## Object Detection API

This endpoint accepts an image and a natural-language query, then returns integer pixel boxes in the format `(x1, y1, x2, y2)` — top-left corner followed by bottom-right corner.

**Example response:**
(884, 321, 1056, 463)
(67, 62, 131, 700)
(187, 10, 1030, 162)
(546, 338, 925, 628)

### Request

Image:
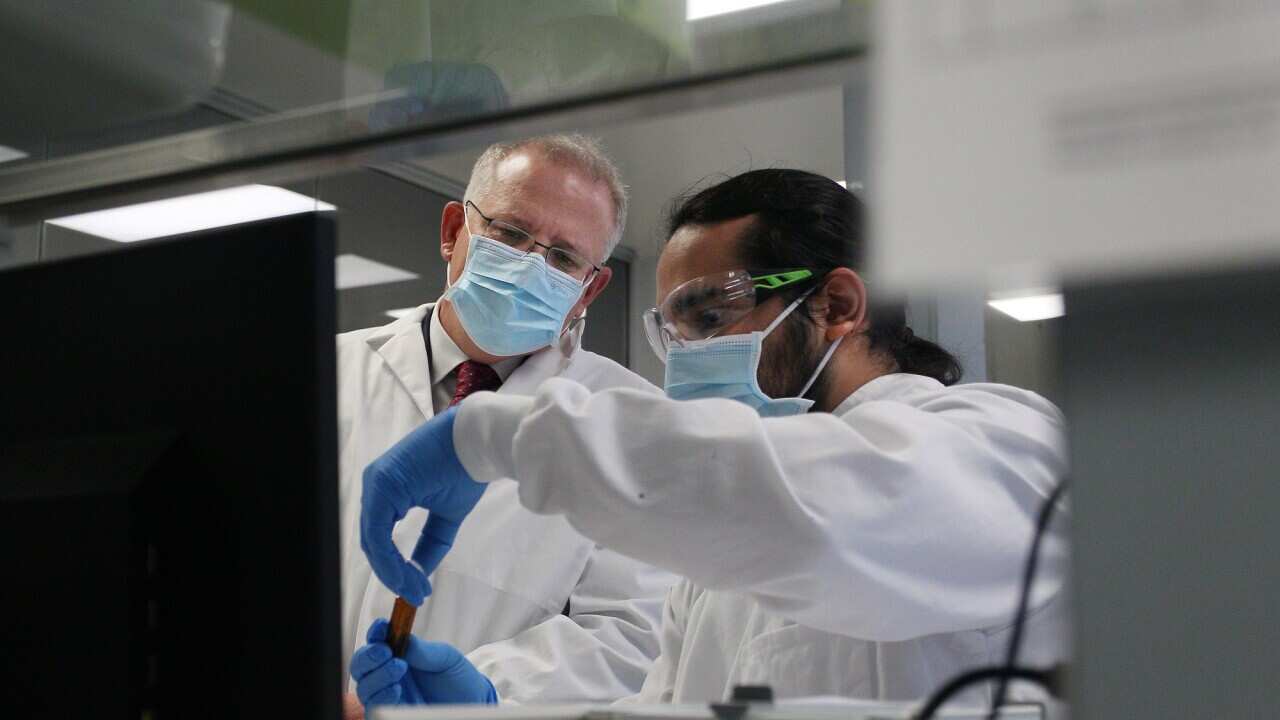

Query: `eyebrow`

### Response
(490, 212, 592, 258)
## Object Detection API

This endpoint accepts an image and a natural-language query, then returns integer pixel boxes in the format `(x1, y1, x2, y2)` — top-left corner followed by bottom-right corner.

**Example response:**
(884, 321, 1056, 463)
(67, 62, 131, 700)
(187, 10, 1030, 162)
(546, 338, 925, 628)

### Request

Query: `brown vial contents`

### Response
(387, 596, 416, 657)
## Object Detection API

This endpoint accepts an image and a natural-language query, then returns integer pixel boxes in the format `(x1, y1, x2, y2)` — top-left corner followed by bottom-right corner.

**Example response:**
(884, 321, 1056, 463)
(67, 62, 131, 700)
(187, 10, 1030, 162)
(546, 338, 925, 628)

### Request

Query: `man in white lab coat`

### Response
(337, 134, 673, 711)
(354, 169, 1069, 710)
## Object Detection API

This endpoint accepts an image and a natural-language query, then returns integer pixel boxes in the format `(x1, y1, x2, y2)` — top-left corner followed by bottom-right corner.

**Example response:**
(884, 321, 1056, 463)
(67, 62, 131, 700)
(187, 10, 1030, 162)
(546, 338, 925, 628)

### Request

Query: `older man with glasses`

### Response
(335, 134, 674, 714)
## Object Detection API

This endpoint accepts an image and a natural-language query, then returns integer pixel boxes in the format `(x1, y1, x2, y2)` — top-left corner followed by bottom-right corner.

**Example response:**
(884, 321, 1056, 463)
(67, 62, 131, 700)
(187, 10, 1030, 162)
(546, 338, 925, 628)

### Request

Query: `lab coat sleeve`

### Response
(614, 581, 695, 704)
(464, 544, 676, 702)
(455, 378, 1068, 642)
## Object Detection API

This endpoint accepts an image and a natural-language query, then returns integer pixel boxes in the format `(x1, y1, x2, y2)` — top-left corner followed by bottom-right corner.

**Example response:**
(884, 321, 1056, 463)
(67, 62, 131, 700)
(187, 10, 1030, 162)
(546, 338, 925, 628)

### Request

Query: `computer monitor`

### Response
(0, 212, 341, 718)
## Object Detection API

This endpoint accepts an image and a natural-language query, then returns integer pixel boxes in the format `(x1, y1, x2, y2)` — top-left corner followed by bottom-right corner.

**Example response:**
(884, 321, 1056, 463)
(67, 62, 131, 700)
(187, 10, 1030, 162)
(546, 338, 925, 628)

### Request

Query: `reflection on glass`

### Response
(687, 0, 797, 21)
(1, 0, 868, 174)
(0, 0, 232, 158)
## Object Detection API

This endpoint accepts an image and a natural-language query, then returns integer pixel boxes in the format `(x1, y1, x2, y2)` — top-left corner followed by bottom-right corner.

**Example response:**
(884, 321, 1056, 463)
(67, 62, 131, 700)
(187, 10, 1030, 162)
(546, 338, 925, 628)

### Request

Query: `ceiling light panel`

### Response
(988, 293, 1065, 322)
(47, 185, 335, 243)
(0, 145, 28, 164)
(335, 254, 419, 290)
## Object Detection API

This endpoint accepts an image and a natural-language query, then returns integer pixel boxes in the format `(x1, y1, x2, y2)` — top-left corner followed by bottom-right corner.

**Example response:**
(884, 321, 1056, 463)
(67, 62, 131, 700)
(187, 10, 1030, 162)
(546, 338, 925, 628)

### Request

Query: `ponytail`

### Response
(865, 314, 964, 386)
(891, 326, 964, 386)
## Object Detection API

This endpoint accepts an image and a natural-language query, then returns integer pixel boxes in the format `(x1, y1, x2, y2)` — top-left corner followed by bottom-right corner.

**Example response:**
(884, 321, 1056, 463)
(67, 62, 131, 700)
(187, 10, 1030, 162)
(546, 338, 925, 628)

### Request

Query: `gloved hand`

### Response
(351, 618, 498, 707)
(360, 405, 487, 605)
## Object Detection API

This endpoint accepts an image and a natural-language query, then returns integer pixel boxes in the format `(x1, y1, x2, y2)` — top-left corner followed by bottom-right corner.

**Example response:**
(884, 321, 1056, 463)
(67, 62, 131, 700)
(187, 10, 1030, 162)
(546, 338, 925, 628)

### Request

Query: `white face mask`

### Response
(662, 290, 844, 417)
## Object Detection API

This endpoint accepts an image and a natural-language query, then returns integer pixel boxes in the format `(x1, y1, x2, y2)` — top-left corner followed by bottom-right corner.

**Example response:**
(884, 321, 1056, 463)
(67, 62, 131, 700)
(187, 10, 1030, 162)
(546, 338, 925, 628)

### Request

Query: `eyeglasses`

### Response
(465, 201, 601, 282)
(642, 268, 817, 361)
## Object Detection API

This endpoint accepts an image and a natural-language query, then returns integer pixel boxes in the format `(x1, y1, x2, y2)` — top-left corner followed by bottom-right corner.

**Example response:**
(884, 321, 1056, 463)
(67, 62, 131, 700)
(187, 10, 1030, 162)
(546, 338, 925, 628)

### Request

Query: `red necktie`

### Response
(387, 359, 504, 658)
(450, 360, 502, 406)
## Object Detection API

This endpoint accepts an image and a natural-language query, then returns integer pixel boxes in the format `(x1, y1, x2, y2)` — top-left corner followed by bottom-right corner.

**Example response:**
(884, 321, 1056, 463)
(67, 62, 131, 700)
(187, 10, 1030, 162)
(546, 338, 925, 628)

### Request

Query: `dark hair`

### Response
(666, 169, 962, 386)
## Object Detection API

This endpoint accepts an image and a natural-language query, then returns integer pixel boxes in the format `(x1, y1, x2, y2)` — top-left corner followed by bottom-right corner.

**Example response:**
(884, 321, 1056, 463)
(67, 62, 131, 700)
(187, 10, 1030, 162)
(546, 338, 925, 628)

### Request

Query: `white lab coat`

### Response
(454, 373, 1070, 705)
(337, 305, 675, 702)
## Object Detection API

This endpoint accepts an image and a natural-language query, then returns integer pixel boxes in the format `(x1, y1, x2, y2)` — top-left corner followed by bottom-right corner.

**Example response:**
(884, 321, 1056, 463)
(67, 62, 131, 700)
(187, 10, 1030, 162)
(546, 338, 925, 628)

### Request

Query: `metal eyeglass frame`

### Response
(464, 200, 602, 283)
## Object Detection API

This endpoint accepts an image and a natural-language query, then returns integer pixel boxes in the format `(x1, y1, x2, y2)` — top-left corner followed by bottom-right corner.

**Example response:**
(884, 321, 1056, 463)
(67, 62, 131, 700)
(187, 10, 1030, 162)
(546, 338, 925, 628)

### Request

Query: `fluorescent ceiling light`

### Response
(47, 184, 335, 243)
(336, 254, 419, 290)
(384, 307, 419, 320)
(0, 145, 28, 164)
(688, 0, 795, 21)
(988, 292, 1065, 322)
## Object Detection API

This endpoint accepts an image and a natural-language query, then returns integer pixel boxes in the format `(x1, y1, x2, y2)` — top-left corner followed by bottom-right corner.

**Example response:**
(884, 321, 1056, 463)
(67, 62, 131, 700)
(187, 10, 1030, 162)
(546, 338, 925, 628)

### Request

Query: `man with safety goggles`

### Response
(643, 268, 844, 416)
(334, 134, 673, 714)
(352, 169, 1069, 709)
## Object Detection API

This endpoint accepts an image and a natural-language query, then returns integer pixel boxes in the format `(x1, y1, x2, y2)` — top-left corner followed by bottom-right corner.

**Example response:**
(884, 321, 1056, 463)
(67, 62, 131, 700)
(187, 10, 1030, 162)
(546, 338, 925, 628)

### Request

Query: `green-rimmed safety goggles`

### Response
(642, 268, 818, 361)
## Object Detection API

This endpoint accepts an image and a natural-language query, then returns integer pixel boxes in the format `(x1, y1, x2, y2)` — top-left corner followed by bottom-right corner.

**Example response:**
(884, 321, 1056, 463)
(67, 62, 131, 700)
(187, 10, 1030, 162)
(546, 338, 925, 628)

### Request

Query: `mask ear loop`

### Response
(797, 333, 845, 399)
(557, 271, 597, 361)
(446, 208, 478, 291)
(761, 284, 843, 401)
(560, 268, 598, 347)
(559, 310, 586, 355)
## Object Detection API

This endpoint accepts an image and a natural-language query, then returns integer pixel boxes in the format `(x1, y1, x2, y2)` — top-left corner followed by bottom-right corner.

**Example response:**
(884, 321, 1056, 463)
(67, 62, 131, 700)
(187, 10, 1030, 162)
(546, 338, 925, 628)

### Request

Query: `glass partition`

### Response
(0, 0, 869, 194)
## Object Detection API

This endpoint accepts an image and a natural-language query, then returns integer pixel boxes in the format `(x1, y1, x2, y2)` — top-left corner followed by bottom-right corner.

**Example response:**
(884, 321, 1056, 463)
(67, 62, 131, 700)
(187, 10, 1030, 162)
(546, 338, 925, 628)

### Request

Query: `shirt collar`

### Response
(427, 304, 522, 386)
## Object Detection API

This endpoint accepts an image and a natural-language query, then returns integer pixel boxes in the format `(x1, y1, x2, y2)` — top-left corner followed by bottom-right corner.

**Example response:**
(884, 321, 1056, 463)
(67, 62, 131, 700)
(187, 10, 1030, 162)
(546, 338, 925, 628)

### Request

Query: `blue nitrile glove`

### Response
(360, 405, 487, 605)
(351, 619, 498, 707)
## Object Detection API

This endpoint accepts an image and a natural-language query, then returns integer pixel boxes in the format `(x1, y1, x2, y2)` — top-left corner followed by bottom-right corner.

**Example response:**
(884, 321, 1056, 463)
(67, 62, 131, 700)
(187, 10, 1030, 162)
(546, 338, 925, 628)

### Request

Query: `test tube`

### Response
(387, 596, 416, 657)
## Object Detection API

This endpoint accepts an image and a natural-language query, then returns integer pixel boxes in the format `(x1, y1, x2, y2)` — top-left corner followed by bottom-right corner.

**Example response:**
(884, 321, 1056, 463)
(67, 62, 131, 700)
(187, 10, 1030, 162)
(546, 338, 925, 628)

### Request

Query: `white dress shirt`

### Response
(425, 307, 521, 412)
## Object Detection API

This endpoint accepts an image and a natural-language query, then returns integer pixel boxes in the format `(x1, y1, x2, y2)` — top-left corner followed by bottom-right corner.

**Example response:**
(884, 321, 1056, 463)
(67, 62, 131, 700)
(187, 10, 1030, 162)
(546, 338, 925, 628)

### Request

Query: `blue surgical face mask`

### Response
(443, 233, 586, 357)
(663, 291, 844, 417)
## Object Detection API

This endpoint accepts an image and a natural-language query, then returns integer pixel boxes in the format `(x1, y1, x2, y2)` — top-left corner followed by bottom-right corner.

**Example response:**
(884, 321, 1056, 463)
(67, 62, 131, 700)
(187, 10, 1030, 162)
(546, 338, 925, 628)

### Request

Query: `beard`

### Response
(757, 309, 830, 403)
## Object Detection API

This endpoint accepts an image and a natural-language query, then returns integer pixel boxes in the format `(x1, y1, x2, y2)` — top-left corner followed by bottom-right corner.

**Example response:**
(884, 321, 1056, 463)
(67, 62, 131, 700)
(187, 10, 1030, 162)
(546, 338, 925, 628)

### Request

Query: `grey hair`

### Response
(463, 133, 628, 260)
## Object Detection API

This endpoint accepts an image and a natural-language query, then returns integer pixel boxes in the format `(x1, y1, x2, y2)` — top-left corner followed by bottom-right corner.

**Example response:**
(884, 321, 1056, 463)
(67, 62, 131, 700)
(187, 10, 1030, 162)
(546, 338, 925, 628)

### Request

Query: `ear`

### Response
(816, 268, 868, 342)
(440, 201, 467, 264)
(574, 265, 613, 317)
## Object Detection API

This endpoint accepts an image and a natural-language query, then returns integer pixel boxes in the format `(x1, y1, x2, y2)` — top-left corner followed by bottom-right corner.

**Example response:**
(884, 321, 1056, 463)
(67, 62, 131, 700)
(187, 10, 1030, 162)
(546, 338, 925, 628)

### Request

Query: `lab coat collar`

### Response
(499, 333, 577, 397)
(364, 303, 585, 415)
(364, 304, 436, 419)
(829, 372, 944, 416)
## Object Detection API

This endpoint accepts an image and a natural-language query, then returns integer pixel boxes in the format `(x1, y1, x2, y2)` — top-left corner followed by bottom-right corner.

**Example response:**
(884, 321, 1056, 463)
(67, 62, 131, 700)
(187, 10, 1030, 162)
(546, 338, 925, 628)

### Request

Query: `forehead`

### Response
(475, 150, 615, 258)
(657, 215, 756, 303)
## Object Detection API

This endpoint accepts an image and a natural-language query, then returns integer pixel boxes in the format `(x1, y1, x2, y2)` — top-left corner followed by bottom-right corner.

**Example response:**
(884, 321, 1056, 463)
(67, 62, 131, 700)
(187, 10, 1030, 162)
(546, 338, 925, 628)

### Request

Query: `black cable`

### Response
(986, 477, 1070, 720)
(915, 665, 1057, 720)
(913, 478, 1071, 719)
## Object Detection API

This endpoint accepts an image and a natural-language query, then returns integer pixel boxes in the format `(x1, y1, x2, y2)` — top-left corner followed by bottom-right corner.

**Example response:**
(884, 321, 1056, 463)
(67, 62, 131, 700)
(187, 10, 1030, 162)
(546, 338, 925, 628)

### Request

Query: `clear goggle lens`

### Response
(643, 270, 761, 362)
